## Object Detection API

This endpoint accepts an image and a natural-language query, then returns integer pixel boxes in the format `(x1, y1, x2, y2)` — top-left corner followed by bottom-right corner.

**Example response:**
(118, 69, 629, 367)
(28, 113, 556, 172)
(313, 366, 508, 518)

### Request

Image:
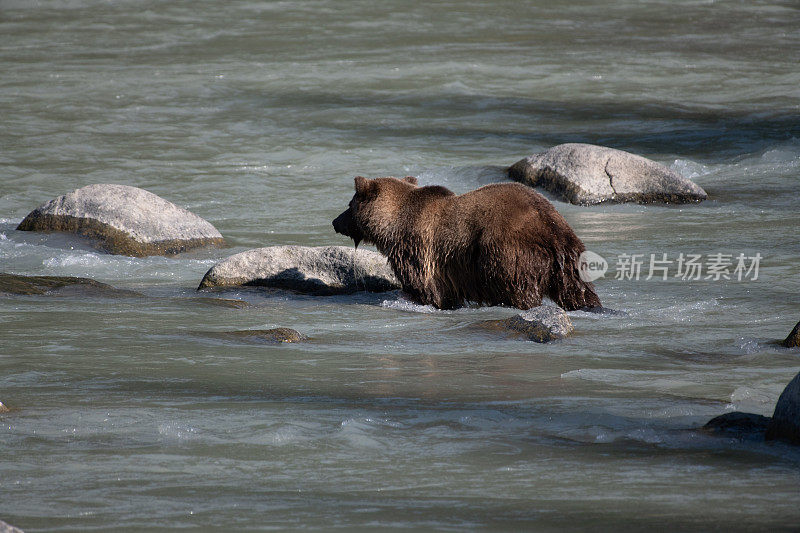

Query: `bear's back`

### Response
(447, 183, 582, 255)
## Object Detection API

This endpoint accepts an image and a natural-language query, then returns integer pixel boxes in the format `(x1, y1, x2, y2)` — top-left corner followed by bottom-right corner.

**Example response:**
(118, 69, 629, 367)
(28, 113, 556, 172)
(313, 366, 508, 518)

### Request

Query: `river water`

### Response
(2, 1, 800, 530)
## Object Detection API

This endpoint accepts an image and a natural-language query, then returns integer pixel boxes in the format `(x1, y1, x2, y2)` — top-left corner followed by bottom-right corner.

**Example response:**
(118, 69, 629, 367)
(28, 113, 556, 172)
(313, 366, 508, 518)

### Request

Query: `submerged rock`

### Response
(0, 273, 141, 298)
(198, 245, 400, 295)
(508, 143, 708, 205)
(781, 320, 800, 348)
(211, 328, 305, 344)
(17, 184, 225, 256)
(477, 304, 574, 343)
(765, 371, 800, 445)
(183, 297, 250, 309)
(702, 412, 771, 438)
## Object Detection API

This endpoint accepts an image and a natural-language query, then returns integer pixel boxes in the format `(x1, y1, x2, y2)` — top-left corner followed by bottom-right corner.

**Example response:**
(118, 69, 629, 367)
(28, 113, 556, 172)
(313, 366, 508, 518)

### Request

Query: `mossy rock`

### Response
(0, 273, 141, 298)
(17, 184, 225, 256)
(207, 328, 306, 344)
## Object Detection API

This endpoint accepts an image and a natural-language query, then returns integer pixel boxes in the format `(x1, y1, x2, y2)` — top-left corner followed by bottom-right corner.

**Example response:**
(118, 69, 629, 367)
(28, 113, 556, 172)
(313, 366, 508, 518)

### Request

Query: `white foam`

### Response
(760, 138, 800, 164)
(157, 422, 199, 441)
(670, 159, 710, 180)
(381, 296, 441, 314)
(43, 252, 106, 268)
(728, 386, 775, 414)
(337, 417, 386, 449)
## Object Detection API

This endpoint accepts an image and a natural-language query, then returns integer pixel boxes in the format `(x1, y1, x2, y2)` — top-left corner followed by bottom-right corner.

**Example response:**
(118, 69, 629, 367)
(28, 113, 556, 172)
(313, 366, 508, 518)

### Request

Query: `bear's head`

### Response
(332, 176, 418, 248)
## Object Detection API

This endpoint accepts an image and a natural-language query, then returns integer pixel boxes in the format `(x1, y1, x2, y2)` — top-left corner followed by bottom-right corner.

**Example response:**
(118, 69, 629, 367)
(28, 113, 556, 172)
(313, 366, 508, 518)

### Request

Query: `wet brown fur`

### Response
(333, 176, 601, 311)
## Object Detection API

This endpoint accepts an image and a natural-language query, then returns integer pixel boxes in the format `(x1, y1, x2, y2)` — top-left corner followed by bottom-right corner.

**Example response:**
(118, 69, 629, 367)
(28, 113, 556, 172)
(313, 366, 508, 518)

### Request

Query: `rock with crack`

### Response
(17, 184, 225, 256)
(198, 245, 400, 295)
(507, 143, 708, 205)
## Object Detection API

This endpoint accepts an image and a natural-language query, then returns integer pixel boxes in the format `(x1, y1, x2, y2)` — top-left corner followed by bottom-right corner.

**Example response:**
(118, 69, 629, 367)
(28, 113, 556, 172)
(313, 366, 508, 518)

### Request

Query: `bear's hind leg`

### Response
(547, 253, 602, 311)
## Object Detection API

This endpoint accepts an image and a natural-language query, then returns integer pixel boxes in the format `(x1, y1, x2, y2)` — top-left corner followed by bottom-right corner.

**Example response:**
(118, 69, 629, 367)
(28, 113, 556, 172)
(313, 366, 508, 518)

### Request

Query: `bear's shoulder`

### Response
(413, 185, 456, 199)
(466, 182, 548, 203)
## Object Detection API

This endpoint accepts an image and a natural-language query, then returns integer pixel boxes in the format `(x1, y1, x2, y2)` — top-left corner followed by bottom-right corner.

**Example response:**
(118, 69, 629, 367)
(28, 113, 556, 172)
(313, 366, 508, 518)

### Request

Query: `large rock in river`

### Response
(765, 371, 800, 445)
(508, 143, 708, 205)
(198, 245, 400, 295)
(17, 184, 225, 256)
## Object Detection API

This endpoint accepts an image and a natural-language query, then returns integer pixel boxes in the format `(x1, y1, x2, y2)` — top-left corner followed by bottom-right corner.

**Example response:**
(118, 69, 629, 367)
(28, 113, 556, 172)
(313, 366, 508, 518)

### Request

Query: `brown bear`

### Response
(332, 176, 601, 311)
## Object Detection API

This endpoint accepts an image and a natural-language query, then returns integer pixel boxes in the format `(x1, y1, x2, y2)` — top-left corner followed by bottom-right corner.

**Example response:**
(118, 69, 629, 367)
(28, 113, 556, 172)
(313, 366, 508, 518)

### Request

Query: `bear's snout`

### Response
(332, 209, 352, 236)
(332, 208, 362, 248)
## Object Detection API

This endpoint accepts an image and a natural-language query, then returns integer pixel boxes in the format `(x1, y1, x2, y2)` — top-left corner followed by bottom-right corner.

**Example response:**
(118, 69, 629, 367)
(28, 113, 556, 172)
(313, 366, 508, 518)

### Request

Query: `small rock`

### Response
(17, 184, 225, 256)
(0, 401, 10, 413)
(184, 297, 250, 309)
(198, 245, 400, 295)
(0, 519, 24, 533)
(477, 304, 574, 343)
(781, 320, 800, 348)
(213, 328, 305, 344)
(508, 143, 708, 205)
(0, 273, 141, 298)
(702, 412, 771, 438)
(765, 371, 800, 445)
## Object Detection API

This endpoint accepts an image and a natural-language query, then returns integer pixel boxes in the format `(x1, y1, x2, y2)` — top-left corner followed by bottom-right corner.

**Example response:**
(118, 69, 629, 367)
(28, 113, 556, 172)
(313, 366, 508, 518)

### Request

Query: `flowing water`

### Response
(2, 0, 800, 530)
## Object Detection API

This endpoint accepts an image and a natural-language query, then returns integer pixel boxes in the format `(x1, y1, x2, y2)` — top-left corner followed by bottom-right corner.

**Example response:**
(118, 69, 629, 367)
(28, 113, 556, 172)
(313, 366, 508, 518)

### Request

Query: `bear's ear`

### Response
(354, 176, 372, 195)
(402, 176, 418, 186)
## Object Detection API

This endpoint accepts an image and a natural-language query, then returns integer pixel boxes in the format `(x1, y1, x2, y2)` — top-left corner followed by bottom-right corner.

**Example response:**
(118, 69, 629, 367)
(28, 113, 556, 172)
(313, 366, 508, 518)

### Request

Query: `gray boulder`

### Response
(198, 245, 400, 295)
(477, 304, 574, 343)
(17, 184, 225, 256)
(508, 143, 708, 205)
(782, 320, 800, 348)
(765, 371, 800, 445)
